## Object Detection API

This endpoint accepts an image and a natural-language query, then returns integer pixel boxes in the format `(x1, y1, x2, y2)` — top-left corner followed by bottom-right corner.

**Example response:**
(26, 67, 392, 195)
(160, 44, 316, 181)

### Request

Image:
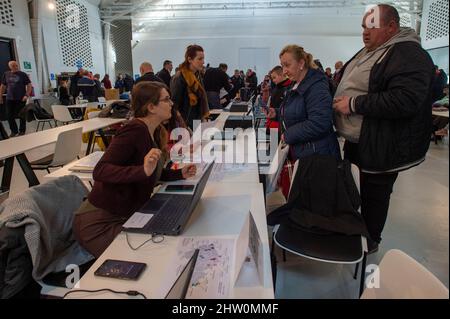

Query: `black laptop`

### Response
(229, 101, 249, 113)
(124, 162, 215, 236)
(165, 249, 199, 299)
(224, 115, 253, 130)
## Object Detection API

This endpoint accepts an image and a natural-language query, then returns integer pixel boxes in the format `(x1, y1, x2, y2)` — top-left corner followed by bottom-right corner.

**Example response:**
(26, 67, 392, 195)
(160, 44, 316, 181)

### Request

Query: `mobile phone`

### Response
(94, 259, 147, 280)
(165, 184, 195, 192)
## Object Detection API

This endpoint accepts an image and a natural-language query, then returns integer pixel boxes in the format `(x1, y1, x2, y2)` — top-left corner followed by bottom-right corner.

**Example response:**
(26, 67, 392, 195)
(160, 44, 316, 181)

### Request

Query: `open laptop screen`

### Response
(165, 249, 199, 299)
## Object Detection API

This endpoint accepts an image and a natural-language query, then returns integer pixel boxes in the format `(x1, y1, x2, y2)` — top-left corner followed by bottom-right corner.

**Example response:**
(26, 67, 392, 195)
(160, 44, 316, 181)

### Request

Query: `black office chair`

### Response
(271, 163, 368, 298)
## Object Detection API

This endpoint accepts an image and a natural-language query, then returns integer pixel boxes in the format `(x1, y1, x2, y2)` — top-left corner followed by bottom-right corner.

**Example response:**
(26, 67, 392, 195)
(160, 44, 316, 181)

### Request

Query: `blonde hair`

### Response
(279, 45, 317, 70)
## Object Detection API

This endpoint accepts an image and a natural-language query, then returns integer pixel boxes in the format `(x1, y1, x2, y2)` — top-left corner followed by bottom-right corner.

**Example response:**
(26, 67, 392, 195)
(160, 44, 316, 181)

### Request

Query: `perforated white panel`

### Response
(55, 0, 93, 68)
(0, 0, 14, 27)
(421, 0, 449, 49)
(400, 13, 412, 28)
(111, 20, 133, 76)
(425, 0, 449, 40)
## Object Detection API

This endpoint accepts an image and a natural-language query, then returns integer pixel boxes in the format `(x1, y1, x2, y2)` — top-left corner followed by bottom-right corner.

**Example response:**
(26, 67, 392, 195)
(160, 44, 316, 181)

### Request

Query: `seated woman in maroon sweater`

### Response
(73, 81, 196, 258)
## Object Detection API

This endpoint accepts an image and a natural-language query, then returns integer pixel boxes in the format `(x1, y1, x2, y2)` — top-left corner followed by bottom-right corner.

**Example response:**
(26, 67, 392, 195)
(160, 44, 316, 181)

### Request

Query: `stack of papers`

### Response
(68, 152, 104, 173)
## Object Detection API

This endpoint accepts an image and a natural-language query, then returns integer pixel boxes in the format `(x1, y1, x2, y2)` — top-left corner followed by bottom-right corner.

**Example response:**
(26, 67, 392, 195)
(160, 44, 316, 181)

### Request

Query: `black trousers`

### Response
(344, 141, 398, 243)
(6, 100, 26, 134)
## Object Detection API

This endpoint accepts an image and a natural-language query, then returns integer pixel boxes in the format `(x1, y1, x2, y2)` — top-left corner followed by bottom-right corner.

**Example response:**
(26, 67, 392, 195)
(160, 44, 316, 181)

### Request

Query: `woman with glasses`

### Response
(73, 81, 197, 258)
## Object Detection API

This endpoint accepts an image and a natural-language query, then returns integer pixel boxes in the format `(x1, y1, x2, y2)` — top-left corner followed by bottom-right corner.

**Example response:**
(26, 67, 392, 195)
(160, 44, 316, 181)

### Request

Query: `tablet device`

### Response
(94, 259, 147, 280)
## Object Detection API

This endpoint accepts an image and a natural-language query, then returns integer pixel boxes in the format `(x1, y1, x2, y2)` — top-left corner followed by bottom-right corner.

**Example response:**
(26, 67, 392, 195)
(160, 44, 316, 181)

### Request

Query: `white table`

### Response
(59, 112, 272, 299)
(0, 118, 125, 189)
(63, 182, 273, 299)
(44, 122, 260, 185)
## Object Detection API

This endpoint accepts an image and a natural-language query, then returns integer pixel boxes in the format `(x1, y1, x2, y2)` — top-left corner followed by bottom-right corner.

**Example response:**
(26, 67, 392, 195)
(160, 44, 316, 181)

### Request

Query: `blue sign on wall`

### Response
(135, 74, 140, 80)
(76, 60, 83, 69)
(50, 73, 55, 81)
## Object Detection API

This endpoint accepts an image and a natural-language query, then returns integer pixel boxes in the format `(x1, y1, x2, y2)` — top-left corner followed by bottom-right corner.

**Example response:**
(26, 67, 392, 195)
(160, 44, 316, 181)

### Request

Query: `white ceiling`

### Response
(96, 0, 423, 33)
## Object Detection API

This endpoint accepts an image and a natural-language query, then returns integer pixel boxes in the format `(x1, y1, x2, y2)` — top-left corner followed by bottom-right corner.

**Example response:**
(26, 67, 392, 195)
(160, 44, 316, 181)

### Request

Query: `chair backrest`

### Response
(361, 249, 449, 299)
(265, 142, 290, 194)
(105, 88, 120, 101)
(51, 127, 83, 166)
(51, 105, 73, 123)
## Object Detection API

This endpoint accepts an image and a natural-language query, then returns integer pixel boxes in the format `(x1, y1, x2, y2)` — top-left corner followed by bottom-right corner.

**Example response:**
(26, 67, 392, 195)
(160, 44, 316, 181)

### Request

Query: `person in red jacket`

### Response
(73, 81, 197, 258)
(101, 74, 112, 89)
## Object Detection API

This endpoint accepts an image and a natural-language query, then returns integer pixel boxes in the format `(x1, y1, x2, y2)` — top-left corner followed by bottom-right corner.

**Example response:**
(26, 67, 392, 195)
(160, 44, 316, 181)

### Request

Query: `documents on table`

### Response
(160, 237, 234, 299)
(209, 162, 257, 182)
(68, 151, 104, 173)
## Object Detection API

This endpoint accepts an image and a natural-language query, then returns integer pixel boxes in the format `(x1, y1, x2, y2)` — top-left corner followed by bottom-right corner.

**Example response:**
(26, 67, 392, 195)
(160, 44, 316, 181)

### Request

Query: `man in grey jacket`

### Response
(333, 4, 435, 253)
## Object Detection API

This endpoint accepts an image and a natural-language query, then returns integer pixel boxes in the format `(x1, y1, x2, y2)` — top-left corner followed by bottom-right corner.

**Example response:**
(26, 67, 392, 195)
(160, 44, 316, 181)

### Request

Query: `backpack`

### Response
(20, 102, 53, 122)
(98, 101, 131, 119)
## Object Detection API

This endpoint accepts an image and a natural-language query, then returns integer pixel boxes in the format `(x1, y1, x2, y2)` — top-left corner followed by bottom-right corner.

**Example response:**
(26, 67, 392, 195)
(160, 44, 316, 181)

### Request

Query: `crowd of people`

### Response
(0, 4, 447, 259)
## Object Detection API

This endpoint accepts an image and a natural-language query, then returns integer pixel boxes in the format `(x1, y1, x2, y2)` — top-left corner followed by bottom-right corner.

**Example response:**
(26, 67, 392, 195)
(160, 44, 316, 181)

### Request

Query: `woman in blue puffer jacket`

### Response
(266, 44, 340, 160)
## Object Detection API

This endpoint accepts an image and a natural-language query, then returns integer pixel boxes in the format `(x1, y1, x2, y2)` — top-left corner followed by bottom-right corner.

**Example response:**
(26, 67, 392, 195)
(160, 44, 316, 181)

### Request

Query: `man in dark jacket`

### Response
(203, 63, 232, 109)
(135, 62, 163, 85)
(333, 4, 435, 253)
(156, 60, 173, 88)
(245, 69, 258, 95)
(230, 69, 244, 99)
(69, 69, 83, 99)
(123, 74, 135, 92)
(77, 70, 98, 102)
(431, 66, 448, 102)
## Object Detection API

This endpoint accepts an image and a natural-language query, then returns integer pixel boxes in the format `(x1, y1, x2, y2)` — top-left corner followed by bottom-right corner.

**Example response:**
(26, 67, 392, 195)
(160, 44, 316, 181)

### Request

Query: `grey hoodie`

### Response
(335, 28, 421, 142)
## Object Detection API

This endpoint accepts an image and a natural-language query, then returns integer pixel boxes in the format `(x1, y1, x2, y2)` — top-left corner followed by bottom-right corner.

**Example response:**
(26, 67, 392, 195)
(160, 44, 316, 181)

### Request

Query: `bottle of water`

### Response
(78, 92, 83, 104)
(443, 131, 449, 146)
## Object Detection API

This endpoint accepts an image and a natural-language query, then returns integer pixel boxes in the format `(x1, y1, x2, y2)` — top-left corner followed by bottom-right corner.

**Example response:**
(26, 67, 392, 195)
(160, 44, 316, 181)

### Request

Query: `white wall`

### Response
(132, 15, 365, 78)
(40, 0, 105, 87)
(0, 0, 39, 96)
(428, 47, 449, 77)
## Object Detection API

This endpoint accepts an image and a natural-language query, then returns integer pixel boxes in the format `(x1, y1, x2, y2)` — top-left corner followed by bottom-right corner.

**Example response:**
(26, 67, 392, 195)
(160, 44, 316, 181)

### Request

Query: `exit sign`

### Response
(23, 61, 32, 70)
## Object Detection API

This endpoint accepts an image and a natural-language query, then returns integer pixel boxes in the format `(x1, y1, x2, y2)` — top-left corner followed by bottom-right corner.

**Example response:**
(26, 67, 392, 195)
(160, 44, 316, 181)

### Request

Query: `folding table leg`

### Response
(85, 132, 95, 156)
(97, 129, 110, 148)
(16, 153, 40, 187)
(1, 157, 14, 192)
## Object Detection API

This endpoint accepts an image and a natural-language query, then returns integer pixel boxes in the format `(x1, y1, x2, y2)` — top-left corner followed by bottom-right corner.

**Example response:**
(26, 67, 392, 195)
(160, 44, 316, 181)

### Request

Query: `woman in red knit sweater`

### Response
(73, 81, 196, 258)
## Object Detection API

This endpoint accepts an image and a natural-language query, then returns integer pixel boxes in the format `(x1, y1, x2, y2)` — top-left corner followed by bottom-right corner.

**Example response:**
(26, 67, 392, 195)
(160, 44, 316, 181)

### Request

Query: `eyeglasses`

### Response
(159, 96, 173, 104)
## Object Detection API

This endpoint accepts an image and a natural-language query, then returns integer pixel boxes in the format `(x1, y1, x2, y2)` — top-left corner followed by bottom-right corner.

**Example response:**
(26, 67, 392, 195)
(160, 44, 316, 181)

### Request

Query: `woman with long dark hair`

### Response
(171, 44, 209, 129)
(73, 81, 197, 258)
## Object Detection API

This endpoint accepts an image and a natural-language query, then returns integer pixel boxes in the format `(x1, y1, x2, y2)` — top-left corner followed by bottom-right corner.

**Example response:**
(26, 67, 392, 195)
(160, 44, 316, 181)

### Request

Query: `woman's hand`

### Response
(263, 107, 277, 119)
(143, 148, 162, 176)
(182, 164, 197, 179)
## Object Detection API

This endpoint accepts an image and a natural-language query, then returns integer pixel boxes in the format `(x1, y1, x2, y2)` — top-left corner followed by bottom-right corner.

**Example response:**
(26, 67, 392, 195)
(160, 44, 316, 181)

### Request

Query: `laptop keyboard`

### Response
(146, 196, 190, 234)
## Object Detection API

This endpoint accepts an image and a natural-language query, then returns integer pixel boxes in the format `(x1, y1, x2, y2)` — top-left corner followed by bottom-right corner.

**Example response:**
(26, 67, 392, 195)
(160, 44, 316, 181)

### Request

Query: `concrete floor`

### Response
(1, 120, 449, 299)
